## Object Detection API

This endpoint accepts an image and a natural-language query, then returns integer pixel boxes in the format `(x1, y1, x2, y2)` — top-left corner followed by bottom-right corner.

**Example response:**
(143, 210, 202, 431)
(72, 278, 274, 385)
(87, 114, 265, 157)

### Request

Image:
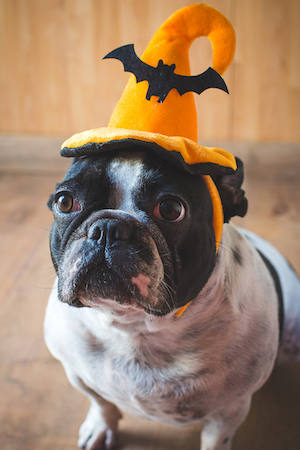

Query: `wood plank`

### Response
(0, 0, 299, 141)
(0, 134, 70, 174)
(233, 0, 300, 141)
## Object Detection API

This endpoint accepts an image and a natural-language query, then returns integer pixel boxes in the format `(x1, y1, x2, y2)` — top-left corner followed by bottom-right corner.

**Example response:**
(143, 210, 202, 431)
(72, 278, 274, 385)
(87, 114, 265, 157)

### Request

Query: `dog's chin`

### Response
(57, 267, 171, 317)
(77, 283, 143, 311)
(78, 292, 148, 321)
(76, 289, 167, 317)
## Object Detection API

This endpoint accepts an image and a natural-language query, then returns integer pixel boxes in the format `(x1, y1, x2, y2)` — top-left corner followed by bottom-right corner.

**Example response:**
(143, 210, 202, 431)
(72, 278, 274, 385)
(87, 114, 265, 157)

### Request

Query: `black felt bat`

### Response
(103, 44, 228, 103)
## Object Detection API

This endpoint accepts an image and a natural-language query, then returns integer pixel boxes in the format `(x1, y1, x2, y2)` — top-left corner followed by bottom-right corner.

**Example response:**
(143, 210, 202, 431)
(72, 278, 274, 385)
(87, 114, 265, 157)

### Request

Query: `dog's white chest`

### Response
(45, 294, 214, 426)
(76, 327, 204, 425)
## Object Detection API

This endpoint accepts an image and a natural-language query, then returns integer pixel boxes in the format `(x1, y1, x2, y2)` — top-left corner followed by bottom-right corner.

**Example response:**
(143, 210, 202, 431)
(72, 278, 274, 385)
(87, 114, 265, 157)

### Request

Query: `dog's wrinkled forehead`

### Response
(61, 150, 205, 209)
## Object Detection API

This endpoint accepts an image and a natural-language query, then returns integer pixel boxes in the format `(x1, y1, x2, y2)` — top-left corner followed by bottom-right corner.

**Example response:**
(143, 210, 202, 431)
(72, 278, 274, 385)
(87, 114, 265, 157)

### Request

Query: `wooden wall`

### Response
(0, 0, 299, 142)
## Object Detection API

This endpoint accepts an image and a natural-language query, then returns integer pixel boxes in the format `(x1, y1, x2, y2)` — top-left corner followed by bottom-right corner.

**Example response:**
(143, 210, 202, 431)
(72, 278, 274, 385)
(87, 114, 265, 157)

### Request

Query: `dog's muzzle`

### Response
(56, 210, 174, 315)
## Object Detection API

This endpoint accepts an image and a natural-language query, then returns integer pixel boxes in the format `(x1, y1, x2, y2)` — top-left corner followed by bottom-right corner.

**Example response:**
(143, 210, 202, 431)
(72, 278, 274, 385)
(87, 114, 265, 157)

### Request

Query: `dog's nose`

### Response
(88, 219, 133, 245)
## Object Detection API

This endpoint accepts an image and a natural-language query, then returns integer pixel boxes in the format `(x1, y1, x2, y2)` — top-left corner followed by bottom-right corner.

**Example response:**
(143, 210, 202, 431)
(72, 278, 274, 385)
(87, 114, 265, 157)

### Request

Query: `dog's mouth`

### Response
(75, 266, 154, 312)
(56, 235, 173, 316)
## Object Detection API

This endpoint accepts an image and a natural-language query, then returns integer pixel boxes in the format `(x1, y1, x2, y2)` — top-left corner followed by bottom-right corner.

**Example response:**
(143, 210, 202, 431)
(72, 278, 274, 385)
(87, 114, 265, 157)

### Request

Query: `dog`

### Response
(44, 148, 300, 450)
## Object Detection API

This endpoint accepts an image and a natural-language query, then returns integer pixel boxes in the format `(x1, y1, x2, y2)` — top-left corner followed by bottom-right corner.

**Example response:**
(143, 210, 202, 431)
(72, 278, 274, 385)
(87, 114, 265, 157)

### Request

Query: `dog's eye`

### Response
(56, 194, 80, 213)
(153, 198, 185, 222)
(57, 194, 73, 213)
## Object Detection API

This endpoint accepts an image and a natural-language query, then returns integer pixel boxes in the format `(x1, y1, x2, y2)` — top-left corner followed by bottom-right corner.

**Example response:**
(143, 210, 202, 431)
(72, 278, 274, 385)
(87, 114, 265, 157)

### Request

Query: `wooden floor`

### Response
(0, 136, 299, 450)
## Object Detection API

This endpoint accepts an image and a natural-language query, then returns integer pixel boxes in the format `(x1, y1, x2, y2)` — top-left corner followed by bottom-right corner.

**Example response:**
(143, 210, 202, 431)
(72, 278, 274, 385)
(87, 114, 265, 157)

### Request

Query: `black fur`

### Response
(212, 157, 248, 223)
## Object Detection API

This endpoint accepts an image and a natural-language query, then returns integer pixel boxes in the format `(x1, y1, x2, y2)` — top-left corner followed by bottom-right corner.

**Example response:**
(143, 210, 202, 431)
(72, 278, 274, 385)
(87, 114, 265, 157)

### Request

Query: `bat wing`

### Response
(103, 44, 155, 84)
(174, 67, 229, 96)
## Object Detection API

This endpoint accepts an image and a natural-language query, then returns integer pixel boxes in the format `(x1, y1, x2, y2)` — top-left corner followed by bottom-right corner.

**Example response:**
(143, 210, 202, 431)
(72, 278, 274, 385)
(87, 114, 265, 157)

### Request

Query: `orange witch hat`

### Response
(107, 3, 235, 142)
(61, 4, 236, 264)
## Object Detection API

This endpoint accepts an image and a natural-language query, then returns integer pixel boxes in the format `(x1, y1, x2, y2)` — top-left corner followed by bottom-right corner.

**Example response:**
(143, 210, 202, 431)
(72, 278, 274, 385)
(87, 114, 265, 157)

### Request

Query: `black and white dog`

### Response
(45, 148, 300, 450)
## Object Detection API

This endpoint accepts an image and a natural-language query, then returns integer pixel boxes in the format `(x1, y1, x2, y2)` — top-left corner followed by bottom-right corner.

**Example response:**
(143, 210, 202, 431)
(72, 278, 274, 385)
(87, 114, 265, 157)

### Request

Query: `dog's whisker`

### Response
(162, 278, 176, 296)
(161, 280, 176, 311)
(39, 265, 56, 275)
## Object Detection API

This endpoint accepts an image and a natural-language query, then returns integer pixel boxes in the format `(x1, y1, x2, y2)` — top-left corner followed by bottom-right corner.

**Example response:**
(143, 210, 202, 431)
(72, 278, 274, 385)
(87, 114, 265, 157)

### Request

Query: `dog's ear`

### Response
(212, 157, 248, 223)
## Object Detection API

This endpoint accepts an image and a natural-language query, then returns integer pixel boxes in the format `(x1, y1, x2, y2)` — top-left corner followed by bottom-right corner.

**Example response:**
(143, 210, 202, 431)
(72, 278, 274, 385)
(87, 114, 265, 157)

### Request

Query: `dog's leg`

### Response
(78, 398, 122, 450)
(200, 396, 251, 450)
(65, 369, 122, 450)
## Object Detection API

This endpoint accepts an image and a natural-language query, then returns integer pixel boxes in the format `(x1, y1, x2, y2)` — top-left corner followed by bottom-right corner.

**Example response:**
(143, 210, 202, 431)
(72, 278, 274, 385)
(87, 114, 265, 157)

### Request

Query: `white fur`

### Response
(44, 224, 281, 450)
(107, 156, 144, 213)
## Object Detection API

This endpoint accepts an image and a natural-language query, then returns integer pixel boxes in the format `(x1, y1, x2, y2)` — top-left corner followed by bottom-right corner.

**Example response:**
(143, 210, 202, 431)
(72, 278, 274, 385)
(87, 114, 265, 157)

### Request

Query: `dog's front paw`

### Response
(78, 401, 121, 450)
(78, 424, 119, 450)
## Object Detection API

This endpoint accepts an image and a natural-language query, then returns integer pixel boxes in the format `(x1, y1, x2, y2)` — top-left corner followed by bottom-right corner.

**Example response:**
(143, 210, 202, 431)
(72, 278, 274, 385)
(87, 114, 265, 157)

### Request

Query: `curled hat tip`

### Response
(146, 3, 235, 75)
